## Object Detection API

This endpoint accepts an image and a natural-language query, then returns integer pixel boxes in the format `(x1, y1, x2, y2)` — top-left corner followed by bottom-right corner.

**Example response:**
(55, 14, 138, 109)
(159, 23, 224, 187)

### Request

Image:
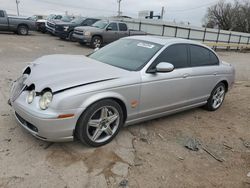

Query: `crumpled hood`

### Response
(24, 54, 129, 93)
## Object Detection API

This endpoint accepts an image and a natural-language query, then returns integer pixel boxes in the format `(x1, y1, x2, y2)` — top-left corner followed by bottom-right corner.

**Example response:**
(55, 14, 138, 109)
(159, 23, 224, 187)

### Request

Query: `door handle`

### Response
(182, 73, 190, 78)
(213, 72, 218, 75)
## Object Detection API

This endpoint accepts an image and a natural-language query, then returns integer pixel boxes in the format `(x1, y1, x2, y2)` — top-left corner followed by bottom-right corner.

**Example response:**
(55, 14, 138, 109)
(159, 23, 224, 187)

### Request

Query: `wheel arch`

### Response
(17, 23, 29, 29)
(215, 79, 229, 92)
(78, 92, 128, 123)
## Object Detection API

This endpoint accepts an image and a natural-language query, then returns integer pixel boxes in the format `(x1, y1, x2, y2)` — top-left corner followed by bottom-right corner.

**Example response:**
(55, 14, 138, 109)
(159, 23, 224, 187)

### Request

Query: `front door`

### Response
(104, 22, 119, 43)
(139, 44, 194, 118)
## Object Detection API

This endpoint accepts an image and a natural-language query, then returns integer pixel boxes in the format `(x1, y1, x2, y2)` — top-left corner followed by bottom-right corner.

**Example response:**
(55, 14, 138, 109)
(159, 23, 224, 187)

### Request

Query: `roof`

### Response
(126, 35, 204, 46)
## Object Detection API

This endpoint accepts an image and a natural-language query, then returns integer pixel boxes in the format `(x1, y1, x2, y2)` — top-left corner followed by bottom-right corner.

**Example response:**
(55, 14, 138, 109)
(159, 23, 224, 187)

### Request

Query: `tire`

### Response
(90, 36, 102, 49)
(68, 31, 76, 42)
(17, 25, 29, 35)
(204, 82, 226, 111)
(76, 99, 124, 147)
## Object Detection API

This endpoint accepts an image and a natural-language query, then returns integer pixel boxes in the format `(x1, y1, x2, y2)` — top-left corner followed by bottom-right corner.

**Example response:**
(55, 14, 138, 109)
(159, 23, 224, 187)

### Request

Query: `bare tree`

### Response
(203, 0, 250, 32)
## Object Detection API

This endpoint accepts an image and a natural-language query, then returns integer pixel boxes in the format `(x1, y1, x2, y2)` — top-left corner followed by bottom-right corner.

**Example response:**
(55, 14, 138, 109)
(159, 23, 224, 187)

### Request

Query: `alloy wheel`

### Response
(86, 106, 120, 143)
(212, 85, 225, 109)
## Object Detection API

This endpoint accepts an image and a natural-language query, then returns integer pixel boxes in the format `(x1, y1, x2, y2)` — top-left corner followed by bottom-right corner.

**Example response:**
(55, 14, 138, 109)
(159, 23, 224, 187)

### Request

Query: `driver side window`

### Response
(107, 23, 118, 31)
(153, 44, 189, 69)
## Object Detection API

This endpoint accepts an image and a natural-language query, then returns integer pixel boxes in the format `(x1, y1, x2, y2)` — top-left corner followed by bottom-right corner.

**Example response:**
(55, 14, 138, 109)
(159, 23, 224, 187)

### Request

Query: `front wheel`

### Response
(204, 82, 226, 111)
(76, 99, 124, 147)
(68, 31, 76, 42)
(90, 36, 102, 49)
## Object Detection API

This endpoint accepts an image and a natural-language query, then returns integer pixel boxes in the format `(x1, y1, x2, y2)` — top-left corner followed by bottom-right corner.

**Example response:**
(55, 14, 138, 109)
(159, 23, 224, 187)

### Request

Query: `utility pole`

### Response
(117, 0, 122, 17)
(160, 6, 165, 19)
(16, 0, 20, 16)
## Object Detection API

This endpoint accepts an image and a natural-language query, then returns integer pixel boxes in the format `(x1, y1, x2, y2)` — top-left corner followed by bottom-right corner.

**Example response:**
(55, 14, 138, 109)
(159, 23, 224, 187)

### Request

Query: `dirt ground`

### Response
(0, 32, 249, 188)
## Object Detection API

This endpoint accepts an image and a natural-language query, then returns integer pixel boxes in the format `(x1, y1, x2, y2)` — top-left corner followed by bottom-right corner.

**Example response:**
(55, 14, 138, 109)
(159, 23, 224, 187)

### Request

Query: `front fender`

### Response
(80, 91, 129, 110)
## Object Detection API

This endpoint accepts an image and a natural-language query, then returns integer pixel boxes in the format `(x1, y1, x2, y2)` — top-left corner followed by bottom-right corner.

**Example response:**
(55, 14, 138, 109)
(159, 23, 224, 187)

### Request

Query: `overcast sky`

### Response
(1, 0, 234, 26)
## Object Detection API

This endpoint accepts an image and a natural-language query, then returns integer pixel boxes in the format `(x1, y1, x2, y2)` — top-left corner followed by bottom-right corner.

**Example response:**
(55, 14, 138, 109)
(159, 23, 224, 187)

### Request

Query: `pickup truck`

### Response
(46, 15, 74, 35)
(36, 14, 62, 33)
(73, 20, 146, 48)
(53, 17, 99, 41)
(0, 10, 36, 35)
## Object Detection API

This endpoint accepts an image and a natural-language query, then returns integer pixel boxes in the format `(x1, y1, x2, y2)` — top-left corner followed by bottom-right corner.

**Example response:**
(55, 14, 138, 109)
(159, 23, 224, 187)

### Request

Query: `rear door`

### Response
(188, 44, 220, 103)
(118, 23, 129, 39)
(0, 11, 8, 30)
(140, 44, 194, 117)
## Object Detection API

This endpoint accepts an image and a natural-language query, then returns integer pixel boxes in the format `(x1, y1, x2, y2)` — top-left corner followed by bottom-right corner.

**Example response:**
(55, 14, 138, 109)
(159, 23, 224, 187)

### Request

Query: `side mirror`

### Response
(155, 62, 174, 73)
(106, 27, 112, 31)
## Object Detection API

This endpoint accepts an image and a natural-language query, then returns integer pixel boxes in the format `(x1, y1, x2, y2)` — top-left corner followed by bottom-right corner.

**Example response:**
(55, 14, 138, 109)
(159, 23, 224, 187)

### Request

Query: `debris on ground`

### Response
(1, 114, 9, 117)
(201, 145, 224, 162)
(119, 179, 128, 187)
(3, 138, 11, 142)
(178, 156, 184, 161)
(43, 142, 54, 149)
(240, 138, 250, 148)
(184, 137, 224, 162)
(140, 137, 150, 144)
(158, 133, 165, 140)
(247, 172, 250, 177)
(223, 143, 233, 150)
(185, 138, 200, 151)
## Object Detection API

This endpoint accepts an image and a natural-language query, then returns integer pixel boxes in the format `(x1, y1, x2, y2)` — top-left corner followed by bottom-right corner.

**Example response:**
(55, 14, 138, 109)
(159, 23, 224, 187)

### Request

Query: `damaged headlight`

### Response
(27, 90, 36, 104)
(39, 91, 53, 110)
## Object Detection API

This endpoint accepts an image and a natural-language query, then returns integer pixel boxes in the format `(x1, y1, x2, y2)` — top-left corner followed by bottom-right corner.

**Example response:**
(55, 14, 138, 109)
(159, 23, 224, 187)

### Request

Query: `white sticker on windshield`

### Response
(137, 42, 155, 49)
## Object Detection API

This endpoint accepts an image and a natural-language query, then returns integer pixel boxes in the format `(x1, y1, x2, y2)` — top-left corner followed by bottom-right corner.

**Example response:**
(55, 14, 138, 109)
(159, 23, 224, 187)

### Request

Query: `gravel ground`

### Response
(0, 32, 249, 188)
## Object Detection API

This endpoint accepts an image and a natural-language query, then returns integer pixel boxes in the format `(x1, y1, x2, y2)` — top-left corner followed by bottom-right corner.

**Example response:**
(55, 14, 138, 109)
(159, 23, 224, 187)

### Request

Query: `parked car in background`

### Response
(73, 20, 146, 48)
(54, 17, 100, 41)
(0, 10, 36, 35)
(9, 36, 235, 146)
(46, 15, 74, 34)
(36, 14, 62, 33)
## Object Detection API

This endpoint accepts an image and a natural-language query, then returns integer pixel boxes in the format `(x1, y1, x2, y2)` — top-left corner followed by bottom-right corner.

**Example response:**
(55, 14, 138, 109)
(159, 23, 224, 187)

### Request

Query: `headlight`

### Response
(39, 91, 53, 110)
(84, 31, 91, 36)
(27, 90, 36, 104)
(63, 26, 69, 31)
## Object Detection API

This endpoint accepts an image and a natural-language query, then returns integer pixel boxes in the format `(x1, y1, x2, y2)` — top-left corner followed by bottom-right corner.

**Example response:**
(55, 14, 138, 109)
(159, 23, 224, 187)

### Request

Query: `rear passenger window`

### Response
(119, 23, 128, 31)
(190, 45, 219, 66)
(0, 11, 4, 17)
(154, 44, 188, 69)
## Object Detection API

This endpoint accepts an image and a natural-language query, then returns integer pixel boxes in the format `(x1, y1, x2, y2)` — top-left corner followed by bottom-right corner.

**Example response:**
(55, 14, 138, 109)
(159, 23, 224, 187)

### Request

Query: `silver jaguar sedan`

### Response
(9, 36, 235, 147)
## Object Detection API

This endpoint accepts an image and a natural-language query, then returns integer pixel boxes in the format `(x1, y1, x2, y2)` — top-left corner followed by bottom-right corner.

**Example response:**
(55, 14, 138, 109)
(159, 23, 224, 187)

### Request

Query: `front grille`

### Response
(74, 30, 83, 35)
(15, 112, 38, 133)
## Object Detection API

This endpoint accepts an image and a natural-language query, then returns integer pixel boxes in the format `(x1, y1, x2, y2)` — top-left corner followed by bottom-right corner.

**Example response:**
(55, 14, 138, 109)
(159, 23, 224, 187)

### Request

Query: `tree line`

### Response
(203, 0, 250, 33)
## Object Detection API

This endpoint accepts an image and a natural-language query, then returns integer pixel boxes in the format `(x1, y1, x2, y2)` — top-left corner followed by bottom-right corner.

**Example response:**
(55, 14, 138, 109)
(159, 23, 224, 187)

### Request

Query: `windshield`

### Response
(89, 39, 163, 71)
(71, 17, 84, 24)
(61, 15, 73, 22)
(92, 20, 108, 29)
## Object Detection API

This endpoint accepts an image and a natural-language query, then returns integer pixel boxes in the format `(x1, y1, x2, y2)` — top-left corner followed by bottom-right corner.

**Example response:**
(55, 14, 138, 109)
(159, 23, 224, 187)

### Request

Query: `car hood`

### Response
(23, 54, 130, 93)
(74, 26, 102, 32)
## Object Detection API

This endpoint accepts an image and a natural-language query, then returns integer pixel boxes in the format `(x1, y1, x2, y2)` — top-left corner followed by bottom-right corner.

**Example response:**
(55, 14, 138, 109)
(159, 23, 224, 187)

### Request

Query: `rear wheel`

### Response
(76, 99, 124, 147)
(17, 25, 29, 35)
(204, 82, 226, 111)
(90, 36, 102, 49)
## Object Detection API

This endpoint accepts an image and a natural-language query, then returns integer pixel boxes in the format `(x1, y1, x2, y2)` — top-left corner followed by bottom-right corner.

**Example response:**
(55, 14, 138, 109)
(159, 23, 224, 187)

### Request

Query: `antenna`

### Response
(16, 0, 20, 16)
(117, 0, 122, 17)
